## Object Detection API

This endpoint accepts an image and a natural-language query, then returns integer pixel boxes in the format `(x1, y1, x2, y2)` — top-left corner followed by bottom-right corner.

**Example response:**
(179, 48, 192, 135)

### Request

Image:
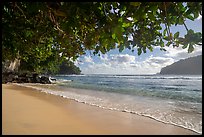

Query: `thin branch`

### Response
(174, 3, 189, 33)
(48, 11, 71, 39)
(164, 21, 170, 38)
(46, 3, 73, 40)
(47, 7, 74, 41)
(183, 22, 189, 32)
(103, 3, 112, 21)
(14, 2, 27, 19)
(163, 2, 171, 40)
(103, 4, 108, 16)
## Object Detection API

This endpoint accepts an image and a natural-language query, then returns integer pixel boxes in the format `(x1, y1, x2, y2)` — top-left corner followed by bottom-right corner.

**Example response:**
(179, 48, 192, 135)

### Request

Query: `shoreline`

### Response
(2, 83, 199, 135)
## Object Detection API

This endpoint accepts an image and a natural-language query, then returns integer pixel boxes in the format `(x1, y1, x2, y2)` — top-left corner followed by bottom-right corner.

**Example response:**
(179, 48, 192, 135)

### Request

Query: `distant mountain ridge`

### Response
(160, 55, 202, 75)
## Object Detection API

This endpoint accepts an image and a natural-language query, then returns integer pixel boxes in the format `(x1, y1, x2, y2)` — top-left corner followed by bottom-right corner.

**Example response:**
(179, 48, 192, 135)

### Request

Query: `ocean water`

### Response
(17, 74, 202, 134)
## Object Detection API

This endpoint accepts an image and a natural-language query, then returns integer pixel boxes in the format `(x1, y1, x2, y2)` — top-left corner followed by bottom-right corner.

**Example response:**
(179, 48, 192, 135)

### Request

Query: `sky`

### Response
(74, 14, 202, 75)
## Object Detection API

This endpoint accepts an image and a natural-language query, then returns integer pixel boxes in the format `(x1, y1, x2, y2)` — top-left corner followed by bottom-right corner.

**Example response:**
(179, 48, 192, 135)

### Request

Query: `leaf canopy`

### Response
(2, 2, 202, 73)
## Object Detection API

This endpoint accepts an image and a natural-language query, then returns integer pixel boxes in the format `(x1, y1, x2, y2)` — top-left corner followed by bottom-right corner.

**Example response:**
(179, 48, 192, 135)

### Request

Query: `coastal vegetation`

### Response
(2, 2, 202, 82)
(57, 61, 81, 75)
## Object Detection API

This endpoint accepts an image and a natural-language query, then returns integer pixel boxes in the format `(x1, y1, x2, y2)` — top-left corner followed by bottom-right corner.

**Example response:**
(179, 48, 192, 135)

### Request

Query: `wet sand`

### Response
(2, 84, 198, 135)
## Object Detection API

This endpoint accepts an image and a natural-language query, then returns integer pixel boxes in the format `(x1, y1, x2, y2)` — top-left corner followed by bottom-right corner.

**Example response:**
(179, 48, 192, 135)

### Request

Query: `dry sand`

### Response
(2, 84, 198, 135)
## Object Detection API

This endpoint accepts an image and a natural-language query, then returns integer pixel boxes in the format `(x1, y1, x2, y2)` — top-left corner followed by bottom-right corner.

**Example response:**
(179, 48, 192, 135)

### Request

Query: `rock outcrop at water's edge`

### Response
(2, 71, 53, 84)
(160, 55, 202, 75)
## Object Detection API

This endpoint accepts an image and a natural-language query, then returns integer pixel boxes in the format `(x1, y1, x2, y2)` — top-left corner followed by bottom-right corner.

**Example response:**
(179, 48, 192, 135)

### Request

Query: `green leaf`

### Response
(160, 40, 164, 47)
(178, 17, 184, 25)
(193, 12, 199, 19)
(160, 48, 166, 51)
(118, 18, 123, 23)
(142, 47, 146, 53)
(149, 5, 158, 12)
(148, 46, 153, 52)
(186, 14, 194, 21)
(25, 30, 33, 37)
(188, 44, 194, 53)
(174, 32, 179, 39)
(163, 36, 170, 41)
(122, 22, 131, 28)
(137, 48, 142, 55)
(178, 37, 185, 43)
(192, 32, 202, 43)
(163, 29, 167, 36)
(100, 47, 106, 54)
(126, 45, 131, 50)
(175, 41, 179, 47)
(148, 13, 155, 20)
(186, 9, 192, 15)
(166, 41, 171, 47)
(130, 2, 141, 7)
(187, 29, 194, 35)
(119, 45, 124, 52)
(112, 33, 116, 39)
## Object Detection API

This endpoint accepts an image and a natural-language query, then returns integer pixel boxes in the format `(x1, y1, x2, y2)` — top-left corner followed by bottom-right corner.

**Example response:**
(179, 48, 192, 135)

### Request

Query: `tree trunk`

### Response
(3, 58, 21, 72)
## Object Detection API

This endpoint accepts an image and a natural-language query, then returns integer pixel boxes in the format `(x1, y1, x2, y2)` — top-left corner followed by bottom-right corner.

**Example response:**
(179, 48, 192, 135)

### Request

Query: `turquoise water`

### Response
(19, 74, 202, 134)
(54, 74, 202, 103)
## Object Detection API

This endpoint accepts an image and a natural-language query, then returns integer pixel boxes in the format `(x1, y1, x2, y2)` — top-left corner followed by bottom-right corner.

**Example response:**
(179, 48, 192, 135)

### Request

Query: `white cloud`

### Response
(80, 54, 175, 75)
(79, 39, 203, 75)
(196, 14, 202, 20)
(83, 55, 94, 63)
(128, 34, 133, 41)
(100, 54, 109, 62)
(164, 45, 202, 61)
(78, 44, 202, 74)
(109, 54, 135, 64)
(142, 56, 174, 69)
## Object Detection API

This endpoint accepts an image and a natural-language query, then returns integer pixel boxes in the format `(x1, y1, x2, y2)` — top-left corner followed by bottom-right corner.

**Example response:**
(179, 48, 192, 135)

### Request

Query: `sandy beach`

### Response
(2, 84, 198, 135)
